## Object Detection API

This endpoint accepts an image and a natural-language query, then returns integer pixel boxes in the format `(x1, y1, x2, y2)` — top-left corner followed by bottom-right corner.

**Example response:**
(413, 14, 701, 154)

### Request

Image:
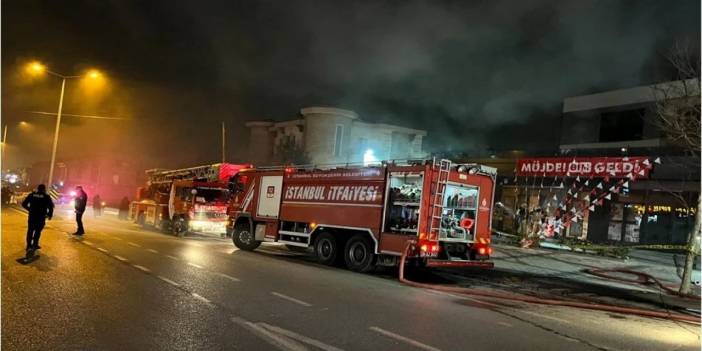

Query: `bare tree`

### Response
(651, 42, 701, 295)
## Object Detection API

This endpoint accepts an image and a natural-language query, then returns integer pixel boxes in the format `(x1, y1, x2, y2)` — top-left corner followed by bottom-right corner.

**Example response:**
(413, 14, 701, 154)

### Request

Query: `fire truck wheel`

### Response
(160, 220, 172, 233)
(314, 232, 340, 266)
(232, 222, 260, 251)
(344, 235, 376, 273)
(173, 217, 188, 237)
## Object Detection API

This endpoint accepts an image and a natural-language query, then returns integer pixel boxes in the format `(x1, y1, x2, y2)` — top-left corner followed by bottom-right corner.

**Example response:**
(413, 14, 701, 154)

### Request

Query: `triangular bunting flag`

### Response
(573, 192, 578, 198)
(627, 172, 634, 179)
(654, 157, 661, 164)
(584, 195, 590, 201)
(612, 187, 619, 194)
(622, 181, 629, 188)
(597, 199, 604, 206)
(553, 195, 558, 201)
(589, 205, 595, 212)
(638, 169, 645, 176)
(576, 176, 581, 182)
(571, 216, 578, 223)
(643, 159, 650, 166)
(566, 172, 571, 177)
(567, 189, 572, 195)
(609, 186, 615, 192)
(559, 182, 565, 188)
(605, 193, 612, 200)
(622, 156, 629, 161)
(584, 180, 589, 186)
(596, 182, 603, 189)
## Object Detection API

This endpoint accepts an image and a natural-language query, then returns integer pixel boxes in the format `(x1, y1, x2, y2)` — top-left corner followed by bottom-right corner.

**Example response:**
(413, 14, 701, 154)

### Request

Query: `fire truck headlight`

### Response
(478, 247, 487, 255)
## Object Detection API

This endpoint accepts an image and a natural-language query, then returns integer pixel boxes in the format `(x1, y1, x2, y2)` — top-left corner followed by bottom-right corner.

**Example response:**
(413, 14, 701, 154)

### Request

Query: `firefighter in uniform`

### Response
(73, 186, 88, 235)
(21, 184, 54, 251)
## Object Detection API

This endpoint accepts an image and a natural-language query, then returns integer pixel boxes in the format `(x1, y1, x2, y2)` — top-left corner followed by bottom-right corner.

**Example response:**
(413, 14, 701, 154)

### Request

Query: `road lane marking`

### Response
(114, 255, 128, 262)
(191, 293, 212, 305)
(215, 272, 241, 282)
(231, 317, 308, 351)
(166, 255, 179, 260)
(84, 241, 94, 246)
(271, 292, 312, 307)
(132, 264, 151, 273)
(259, 323, 344, 351)
(187, 262, 204, 269)
(127, 242, 141, 247)
(96, 247, 108, 252)
(423, 290, 501, 308)
(147, 248, 159, 254)
(520, 311, 572, 324)
(369, 326, 442, 351)
(157, 275, 180, 287)
(497, 322, 513, 328)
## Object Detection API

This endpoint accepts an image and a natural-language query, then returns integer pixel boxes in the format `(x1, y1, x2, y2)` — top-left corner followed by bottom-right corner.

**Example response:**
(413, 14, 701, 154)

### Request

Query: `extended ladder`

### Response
(428, 159, 452, 241)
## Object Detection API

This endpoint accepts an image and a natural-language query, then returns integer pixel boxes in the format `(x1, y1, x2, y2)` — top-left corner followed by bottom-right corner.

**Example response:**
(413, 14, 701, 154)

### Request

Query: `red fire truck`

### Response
(227, 159, 497, 272)
(130, 163, 249, 236)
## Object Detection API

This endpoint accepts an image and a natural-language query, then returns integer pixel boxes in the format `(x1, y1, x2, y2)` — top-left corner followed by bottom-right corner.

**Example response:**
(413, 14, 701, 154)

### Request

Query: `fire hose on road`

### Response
(398, 242, 700, 324)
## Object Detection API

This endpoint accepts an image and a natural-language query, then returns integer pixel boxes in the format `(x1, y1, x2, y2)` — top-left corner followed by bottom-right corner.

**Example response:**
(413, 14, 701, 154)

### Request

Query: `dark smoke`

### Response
(2, 0, 699, 169)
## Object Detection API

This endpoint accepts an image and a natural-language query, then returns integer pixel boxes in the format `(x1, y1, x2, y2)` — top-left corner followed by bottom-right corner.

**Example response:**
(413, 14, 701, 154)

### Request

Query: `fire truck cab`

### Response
(228, 159, 497, 272)
(130, 163, 248, 236)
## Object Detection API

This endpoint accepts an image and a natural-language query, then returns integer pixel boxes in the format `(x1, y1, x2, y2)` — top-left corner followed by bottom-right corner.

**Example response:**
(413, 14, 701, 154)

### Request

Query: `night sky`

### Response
(2, 0, 700, 169)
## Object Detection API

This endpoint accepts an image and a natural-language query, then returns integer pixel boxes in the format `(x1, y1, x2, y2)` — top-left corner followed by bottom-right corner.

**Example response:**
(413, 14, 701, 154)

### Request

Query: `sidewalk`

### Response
(432, 243, 700, 314)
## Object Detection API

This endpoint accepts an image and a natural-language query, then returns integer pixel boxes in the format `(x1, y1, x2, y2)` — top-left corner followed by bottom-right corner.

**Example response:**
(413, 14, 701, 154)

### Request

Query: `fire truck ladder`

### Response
(428, 159, 451, 242)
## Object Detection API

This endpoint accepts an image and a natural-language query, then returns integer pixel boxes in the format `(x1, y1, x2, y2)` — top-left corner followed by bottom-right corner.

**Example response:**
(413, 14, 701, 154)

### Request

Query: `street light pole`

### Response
(2, 124, 7, 170)
(222, 121, 226, 163)
(47, 77, 66, 187)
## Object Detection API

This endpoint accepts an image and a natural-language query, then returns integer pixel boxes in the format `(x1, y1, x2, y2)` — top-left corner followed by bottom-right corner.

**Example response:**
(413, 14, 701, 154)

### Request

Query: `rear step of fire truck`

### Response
(425, 159, 493, 268)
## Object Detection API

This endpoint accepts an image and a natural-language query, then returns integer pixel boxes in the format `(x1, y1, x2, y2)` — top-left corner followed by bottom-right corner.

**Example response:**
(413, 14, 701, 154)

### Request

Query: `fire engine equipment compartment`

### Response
(384, 171, 424, 235)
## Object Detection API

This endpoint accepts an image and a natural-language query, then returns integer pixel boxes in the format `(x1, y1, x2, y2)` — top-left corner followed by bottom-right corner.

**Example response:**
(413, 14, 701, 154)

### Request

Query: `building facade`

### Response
(491, 80, 700, 245)
(245, 107, 427, 166)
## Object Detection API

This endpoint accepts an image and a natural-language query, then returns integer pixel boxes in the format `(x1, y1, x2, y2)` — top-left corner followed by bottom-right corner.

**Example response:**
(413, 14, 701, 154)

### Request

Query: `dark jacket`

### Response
(119, 197, 130, 211)
(75, 190, 88, 212)
(22, 191, 54, 223)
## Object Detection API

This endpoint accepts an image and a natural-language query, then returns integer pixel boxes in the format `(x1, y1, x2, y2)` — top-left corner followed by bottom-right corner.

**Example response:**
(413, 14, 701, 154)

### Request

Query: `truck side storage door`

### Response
(257, 175, 283, 218)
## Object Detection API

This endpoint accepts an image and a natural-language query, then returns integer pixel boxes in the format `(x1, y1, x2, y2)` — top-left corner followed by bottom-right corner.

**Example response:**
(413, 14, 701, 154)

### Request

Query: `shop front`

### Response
(494, 156, 698, 245)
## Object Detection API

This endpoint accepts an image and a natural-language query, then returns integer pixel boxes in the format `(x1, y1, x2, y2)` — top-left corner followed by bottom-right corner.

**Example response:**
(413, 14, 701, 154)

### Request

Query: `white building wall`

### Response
(246, 106, 427, 166)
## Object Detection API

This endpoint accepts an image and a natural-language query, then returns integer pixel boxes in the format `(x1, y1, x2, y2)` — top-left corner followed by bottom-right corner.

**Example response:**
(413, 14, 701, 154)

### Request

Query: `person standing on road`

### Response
(73, 186, 88, 235)
(118, 196, 130, 220)
(21, 184, 54, 251)
(93, 194, 103, 217)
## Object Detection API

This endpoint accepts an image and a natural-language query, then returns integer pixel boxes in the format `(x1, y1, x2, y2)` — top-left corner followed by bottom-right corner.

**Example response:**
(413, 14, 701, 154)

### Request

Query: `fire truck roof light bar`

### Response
(255, 159, 432, 171)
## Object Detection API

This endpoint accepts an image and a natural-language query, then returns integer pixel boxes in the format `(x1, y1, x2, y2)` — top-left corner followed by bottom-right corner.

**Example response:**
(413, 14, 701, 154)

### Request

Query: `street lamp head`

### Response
(26, 61, 46, 76)
(86, 69, 102, 79)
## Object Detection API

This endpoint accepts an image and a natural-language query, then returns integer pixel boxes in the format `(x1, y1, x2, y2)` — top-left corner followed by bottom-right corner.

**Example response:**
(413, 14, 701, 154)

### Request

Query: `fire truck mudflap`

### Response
(228, 159, 497, 273)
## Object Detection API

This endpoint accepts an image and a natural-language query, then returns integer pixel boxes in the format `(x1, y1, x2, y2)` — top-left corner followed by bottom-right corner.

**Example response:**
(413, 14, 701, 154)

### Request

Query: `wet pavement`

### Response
(2, 206, 700, 350)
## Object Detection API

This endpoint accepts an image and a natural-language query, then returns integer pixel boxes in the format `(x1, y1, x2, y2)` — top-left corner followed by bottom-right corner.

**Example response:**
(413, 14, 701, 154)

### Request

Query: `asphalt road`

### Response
(2, 206, 699, 351)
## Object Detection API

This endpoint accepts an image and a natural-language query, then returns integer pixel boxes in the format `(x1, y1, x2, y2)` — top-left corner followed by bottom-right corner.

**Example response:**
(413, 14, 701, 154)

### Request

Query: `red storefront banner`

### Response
(516, 157, 651, 178)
